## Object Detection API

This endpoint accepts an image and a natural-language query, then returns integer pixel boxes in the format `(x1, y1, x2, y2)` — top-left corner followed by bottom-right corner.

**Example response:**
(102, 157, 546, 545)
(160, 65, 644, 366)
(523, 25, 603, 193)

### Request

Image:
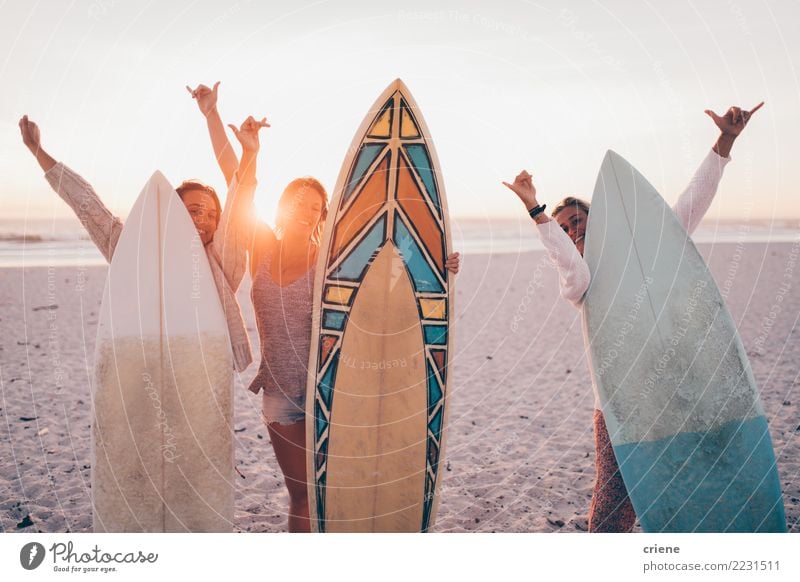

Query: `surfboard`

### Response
(582, 151, 786, 532)
(92, 171, 234, 532)
(306, 79, 453, 532)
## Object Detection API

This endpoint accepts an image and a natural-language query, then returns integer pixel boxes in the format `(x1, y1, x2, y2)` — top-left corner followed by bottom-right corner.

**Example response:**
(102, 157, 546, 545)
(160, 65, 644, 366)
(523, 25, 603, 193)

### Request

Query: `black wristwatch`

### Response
(528, 204, 546, 219)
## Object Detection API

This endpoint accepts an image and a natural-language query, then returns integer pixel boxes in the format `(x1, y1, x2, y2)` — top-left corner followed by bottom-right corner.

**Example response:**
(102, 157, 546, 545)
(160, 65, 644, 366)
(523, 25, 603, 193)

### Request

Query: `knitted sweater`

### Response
(44, 163, 255, 372)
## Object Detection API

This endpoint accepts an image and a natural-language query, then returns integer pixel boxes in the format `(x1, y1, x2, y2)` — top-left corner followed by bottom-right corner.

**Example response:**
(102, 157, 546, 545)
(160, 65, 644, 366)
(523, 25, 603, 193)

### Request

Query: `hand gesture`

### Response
(19, 115, 42, 154)
(502, 170, 538, 210)
(228, 116, 270, 153)
(705, 102, 764, 137)
(186, 82, 220, 117)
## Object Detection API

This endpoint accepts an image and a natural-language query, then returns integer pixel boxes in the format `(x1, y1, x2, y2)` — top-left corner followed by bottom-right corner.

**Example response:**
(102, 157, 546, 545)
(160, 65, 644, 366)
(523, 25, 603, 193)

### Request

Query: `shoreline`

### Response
(2, 232, 799, 269)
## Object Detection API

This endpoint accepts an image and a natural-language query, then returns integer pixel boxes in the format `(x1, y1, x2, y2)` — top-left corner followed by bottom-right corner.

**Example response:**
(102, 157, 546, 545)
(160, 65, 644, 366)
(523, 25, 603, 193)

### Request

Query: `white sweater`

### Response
(537, 149, 730, 307)
(534, 149, 731, 407)
(44, 163, 256, 373)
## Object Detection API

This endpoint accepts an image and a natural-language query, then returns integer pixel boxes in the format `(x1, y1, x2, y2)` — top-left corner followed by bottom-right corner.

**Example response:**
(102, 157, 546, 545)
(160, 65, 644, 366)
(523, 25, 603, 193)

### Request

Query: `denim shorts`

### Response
(260, 388, 306, 426)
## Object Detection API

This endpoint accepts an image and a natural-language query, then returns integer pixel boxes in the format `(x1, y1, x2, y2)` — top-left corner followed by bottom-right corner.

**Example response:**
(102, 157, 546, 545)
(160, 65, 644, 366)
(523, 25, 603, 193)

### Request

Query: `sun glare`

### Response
(254, 195, 277, 227)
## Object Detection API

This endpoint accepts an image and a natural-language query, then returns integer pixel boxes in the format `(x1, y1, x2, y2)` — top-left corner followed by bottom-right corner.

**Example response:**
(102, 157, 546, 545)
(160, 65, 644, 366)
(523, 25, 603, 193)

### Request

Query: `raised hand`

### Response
(705, 102, 764, 137)
(19, 115, 42, 154)
(186, 82, 220, 117)
(18, 115, 57, 173)
(706, 102, 763, 157)
(228, 116, 270, 153)
(502, 170, 538, 211)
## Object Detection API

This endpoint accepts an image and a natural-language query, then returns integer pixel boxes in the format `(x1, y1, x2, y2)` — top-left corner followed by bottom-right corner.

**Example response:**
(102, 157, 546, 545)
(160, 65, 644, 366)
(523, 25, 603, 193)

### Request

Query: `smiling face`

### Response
(276, 185, 325, 239)
(554, 206, 589, 256)
(180, 189, 219, 245)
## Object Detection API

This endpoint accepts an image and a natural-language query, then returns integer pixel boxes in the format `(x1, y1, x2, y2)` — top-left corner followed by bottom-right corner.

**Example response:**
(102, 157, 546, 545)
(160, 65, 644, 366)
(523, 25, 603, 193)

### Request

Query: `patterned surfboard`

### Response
(306, 79, 452, 532)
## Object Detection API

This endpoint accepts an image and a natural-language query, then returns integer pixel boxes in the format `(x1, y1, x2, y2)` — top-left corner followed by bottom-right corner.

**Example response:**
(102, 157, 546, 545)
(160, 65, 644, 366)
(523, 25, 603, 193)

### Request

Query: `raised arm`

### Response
(187, 82, 239, 186)
(19, 115, 57, 173)
(673, 103, 763, 235)
(212, 116, 272, 289)
(19, 115, 122, 262)
(503, 171, 590, 307)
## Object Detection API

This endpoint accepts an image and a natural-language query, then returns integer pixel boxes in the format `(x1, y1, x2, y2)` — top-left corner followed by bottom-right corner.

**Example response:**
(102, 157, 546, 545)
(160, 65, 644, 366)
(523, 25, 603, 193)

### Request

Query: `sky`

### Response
(1, 0, 799, 222)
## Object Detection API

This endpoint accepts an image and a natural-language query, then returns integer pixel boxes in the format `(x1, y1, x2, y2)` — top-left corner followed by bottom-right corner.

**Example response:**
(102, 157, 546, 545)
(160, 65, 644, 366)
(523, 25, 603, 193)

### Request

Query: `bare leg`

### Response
(268, 420, 310, 532)
(588, 410, 636, 532)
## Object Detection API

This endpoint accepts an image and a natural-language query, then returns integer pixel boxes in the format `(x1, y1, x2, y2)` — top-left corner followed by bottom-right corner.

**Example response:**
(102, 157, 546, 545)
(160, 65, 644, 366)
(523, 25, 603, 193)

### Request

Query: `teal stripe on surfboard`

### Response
(394, 216, 444, 293)
(331, 214, 386, 280)
(615, 415, 786, 532)
(403, 144, 440, 212)
(344, 144, 386, 203)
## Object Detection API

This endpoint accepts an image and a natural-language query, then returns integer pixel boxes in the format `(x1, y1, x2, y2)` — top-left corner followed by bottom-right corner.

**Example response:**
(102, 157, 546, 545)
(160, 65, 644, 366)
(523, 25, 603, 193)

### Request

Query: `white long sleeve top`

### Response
(534, 149, 731, 408)
(44, 163, 256, 372)
(537, 149, 730, 307)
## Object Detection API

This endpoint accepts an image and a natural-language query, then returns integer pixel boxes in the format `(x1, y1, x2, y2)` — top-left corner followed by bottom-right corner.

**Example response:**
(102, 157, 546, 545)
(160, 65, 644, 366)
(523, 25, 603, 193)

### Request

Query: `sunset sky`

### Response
(2, 0, 798, 222)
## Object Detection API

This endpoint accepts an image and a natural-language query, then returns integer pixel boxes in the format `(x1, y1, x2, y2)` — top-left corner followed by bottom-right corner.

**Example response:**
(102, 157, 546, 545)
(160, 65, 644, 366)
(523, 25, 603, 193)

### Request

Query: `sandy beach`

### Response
(1, 241, 798, 533)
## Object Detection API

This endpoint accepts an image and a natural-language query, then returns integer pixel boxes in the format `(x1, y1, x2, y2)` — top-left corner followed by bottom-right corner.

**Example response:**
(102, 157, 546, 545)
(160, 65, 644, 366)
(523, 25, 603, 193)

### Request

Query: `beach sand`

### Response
(1, 242, 798, 533)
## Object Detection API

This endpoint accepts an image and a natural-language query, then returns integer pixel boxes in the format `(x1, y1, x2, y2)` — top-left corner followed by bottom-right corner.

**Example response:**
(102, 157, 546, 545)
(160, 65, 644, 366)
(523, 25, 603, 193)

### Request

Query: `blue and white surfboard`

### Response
(582, 151, 786, 532)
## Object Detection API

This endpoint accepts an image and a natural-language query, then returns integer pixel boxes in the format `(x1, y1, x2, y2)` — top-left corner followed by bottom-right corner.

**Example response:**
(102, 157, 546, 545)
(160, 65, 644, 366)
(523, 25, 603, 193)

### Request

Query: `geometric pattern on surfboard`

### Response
(582, 150, 786, 532)
(308, 80, 451, 532)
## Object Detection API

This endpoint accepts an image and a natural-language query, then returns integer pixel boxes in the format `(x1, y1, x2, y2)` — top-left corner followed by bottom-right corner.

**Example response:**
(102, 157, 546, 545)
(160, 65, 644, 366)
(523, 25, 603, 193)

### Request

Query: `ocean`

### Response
(1, 216, 798, 268)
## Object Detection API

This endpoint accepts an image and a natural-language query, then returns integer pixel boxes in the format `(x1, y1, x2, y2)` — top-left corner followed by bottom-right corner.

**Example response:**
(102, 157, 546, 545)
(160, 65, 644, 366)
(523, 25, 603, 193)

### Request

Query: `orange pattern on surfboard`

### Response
(431, 349, 447, 383)
(367, 102, 392, 138)
(319, 335, 338, 371)
(396, 153, 444, 271)
(331, 155, 390, 262)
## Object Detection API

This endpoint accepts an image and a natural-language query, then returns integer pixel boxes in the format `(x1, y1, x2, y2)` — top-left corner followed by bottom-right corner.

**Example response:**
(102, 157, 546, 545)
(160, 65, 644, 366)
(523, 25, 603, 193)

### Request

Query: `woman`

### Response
(188, 82, 461, 532)
(18, 114, 265, 375)
(503, 102, 763, 532)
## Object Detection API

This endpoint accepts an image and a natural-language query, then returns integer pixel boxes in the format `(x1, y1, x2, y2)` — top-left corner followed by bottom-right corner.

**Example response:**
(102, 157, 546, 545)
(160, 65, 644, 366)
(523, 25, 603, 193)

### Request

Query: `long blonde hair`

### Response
(275, 176, 329, 244)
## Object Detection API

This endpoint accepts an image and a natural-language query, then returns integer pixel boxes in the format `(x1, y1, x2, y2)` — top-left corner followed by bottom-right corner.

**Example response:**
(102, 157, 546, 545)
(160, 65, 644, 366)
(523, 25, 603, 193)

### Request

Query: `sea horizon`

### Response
(0, 216, 798, 268)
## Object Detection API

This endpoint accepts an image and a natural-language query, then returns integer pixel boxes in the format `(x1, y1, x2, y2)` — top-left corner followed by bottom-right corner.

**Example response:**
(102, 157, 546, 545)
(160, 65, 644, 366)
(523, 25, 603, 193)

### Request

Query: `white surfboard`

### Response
(92, 171, 234, 532)
(582, 151, 786, 532)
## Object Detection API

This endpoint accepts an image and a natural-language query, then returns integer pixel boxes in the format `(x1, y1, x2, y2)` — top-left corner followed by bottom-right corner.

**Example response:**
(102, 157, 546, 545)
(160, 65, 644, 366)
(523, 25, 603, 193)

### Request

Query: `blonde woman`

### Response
(189, 82, 461, 531)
